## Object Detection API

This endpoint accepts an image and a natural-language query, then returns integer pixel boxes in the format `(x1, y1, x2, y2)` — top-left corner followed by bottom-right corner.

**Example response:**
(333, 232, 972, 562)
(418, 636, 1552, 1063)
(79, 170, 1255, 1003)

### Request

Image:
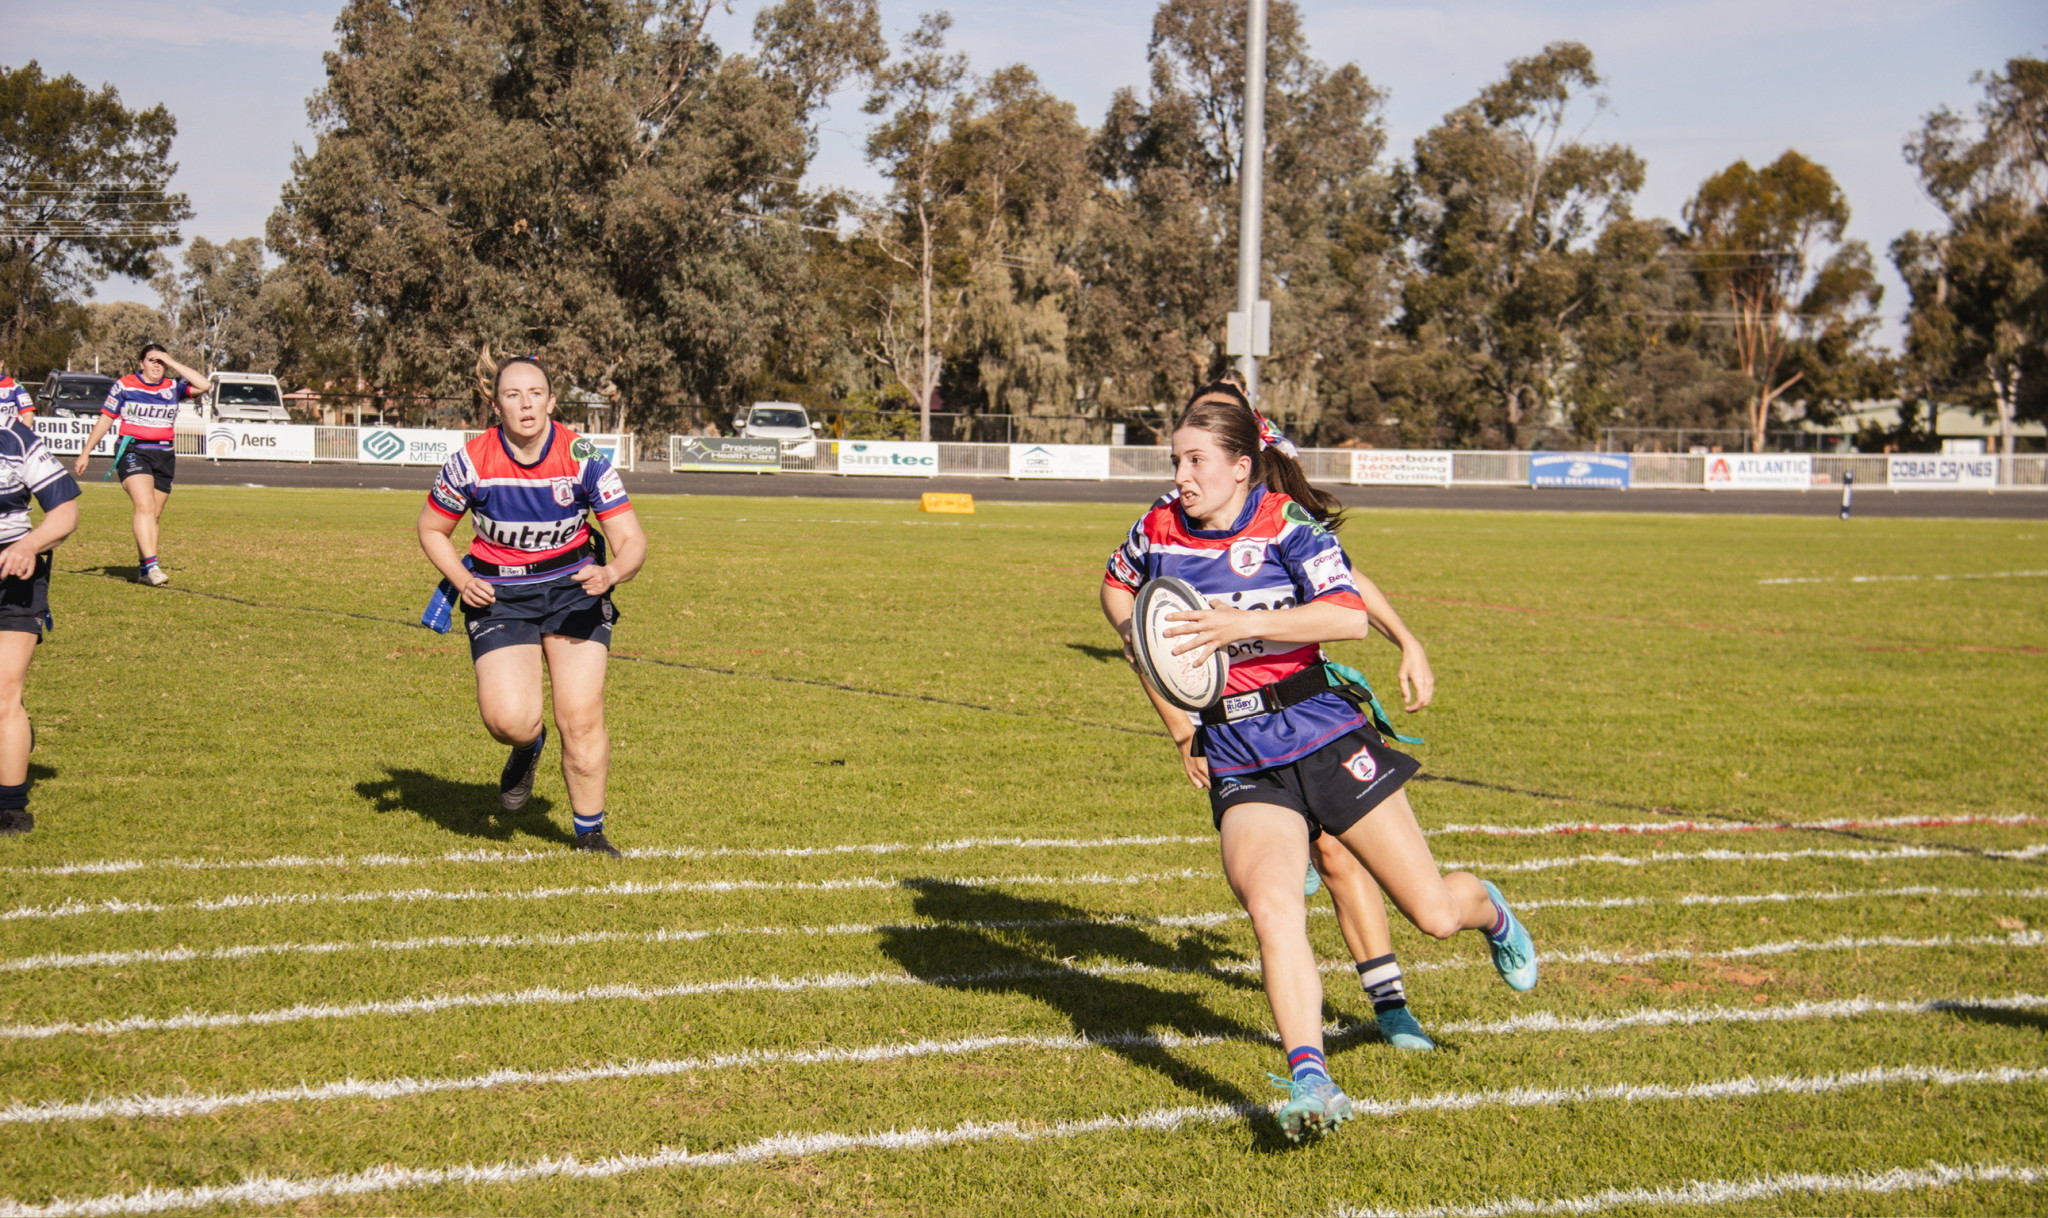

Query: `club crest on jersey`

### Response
(1228, 540, 1265, 577)
(1341, 745, 1378, 784)
(551, 477, 576, 507)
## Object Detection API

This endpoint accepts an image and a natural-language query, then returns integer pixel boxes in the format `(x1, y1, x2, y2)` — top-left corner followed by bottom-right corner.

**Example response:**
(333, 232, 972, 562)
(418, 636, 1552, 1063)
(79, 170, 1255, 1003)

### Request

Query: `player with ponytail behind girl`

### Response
(1099, 381, 1537, 1142)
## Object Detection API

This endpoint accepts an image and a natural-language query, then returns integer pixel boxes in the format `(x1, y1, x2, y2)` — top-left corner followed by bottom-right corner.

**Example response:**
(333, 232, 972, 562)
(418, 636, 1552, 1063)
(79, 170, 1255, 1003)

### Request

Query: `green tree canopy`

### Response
(0, 61, 189, 376)
(1684, 150, 1885, 452)
(1894, 55, 2048, 456)
(268, 0, 881, 427)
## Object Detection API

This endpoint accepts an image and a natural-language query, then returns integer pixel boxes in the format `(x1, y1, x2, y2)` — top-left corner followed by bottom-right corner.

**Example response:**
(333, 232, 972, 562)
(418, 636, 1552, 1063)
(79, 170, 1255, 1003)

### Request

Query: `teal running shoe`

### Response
(1481, 880, 1538, 991)
(1375, 1005, 1436, 1051)
(1304, 863, 1322, 898)
(1269, 1072, 1353, 1142)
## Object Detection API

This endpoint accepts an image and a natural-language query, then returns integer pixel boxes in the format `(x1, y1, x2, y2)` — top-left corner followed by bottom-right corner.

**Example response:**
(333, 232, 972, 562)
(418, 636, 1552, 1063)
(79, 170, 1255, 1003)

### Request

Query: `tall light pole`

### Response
(1228, 0, 1270, 406)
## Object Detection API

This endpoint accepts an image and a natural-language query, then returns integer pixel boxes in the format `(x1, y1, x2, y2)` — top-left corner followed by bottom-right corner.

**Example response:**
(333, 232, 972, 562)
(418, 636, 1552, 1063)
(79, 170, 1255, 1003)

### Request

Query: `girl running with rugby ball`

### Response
(1100, 382, 1536, 1142)
(417, 354, 646, 856)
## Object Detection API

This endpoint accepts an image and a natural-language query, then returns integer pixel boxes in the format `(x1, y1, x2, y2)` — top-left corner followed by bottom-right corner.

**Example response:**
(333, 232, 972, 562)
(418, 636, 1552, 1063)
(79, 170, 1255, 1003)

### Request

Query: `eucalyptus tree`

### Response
(1397, 42, 1645, 448)
(1894, 55, 2048, 457)
(1683, 151, 1884, 453)
(269, 0, 880, 428)
(1078, 0, 1394, 438)
(0, 62, 188, 375)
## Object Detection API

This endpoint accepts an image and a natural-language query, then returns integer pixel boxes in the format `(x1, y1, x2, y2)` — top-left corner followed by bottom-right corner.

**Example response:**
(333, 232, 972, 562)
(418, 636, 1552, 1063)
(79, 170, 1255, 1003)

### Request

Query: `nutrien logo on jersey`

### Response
(1341, 745, 1378, 783)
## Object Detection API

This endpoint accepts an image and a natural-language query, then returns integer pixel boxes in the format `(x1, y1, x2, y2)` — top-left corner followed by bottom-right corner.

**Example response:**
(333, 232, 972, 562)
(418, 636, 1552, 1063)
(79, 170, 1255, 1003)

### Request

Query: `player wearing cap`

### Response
(72, 342, 207, 586)
(416, 354, 646, 856)
(1100, 381, 1536, 1143)
(0, 357, 36, 426)
(0, 415, 81, 835)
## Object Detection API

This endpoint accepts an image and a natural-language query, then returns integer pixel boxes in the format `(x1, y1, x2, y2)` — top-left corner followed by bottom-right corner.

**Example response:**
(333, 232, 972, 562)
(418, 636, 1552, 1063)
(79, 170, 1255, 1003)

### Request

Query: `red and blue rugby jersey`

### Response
(0, 378, 33, 424)
(102, 374, 198, 446)
(426, 423, 631, 584)
(1105, 485, 1369, 776)
(0, 420, 80, 546)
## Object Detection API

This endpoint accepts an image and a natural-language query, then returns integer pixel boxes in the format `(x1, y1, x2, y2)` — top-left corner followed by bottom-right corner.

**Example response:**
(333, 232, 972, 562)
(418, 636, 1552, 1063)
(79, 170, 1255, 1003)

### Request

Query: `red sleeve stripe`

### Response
(594, 502, 632, 520)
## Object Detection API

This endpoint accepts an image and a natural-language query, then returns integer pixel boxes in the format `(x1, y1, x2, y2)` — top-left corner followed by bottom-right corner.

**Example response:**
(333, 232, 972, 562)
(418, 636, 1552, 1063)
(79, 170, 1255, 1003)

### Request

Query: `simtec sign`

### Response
(838, 441, 939, 476)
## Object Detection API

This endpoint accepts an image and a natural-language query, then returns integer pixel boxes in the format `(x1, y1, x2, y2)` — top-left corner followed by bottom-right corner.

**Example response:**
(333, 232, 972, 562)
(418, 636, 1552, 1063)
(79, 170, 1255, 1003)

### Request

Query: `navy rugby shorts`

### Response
(115, 445, 175, 493)
(462, 572, 620, 661)
(0, 552, 53, 640)
(1207, 725, 1420, 839)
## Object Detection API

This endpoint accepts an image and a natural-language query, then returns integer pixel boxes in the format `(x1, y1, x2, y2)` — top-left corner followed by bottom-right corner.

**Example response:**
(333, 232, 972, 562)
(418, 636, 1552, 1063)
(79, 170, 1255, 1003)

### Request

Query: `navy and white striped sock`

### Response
(1357, 953, 1408, 1014)
(573, 811, 604, 836)
(1286, 1045, 1330, 1082)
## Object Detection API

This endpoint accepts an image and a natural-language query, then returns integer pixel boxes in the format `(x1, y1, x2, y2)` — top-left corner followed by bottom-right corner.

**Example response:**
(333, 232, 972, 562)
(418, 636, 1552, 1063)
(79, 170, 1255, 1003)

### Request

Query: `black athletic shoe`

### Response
(574, 830, 622, 857)
(498, 727, 546, 812)
(0, 809, 32, 836)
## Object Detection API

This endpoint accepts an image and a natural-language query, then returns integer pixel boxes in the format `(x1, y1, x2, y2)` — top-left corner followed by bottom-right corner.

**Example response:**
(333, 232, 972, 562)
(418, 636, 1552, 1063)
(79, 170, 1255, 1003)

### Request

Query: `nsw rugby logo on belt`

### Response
(1228, 540, 1264, 577)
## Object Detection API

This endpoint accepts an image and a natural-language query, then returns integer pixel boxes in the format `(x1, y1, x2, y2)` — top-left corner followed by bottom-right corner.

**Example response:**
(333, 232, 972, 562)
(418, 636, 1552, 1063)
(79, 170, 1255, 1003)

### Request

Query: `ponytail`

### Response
(1172, 381, 1347, 532)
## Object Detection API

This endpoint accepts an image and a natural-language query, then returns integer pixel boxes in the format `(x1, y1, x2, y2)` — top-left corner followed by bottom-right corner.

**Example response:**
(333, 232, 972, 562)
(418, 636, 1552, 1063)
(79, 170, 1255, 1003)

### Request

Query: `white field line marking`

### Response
(1332, 1161, 2048, 1218)
(13, 814, 2039, 881)
(7, 842, 2041, 925)
(1434, 843, 2048, 877)
(6, 929, 2041, 1044)
(8, 991, 2045, 1128)
(9, 888, 2046, 975)
(0, 869, 1210, 924)
(1756, 569, 2048, 585)
(1434, 812, 2042, 838)
(5, 1066, 2045, 1218)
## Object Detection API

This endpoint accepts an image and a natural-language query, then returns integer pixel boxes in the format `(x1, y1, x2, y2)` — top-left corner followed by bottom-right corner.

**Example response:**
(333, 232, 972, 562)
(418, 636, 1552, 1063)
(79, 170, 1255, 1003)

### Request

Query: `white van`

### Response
(732, 401, 822, 460)
(177, 372, 290, 427)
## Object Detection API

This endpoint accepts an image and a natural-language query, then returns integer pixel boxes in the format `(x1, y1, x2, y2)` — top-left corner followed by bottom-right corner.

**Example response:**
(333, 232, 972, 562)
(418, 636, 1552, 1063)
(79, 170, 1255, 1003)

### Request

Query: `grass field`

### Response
(1, 480, 2044, 1216)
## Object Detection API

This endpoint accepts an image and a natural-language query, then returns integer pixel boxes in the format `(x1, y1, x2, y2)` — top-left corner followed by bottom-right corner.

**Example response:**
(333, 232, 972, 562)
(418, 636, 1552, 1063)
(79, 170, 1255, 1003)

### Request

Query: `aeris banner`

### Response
(1529, 452, 1631, 490)
(201, 424, 317, 461)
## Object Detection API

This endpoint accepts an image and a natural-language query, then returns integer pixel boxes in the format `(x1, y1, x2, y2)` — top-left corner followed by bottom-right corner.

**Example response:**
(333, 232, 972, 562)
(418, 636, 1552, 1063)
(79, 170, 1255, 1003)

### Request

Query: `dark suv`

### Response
(39, 372, 116, 418)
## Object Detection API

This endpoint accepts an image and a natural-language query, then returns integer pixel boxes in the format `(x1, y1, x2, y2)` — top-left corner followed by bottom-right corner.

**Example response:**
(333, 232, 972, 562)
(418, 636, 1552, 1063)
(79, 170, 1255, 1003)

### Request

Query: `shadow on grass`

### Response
(354, 766, 572, 846)
(1065, 643, 1126, 664)
(876, 879, 1300, 1151)
(1947, 1004, 2048, 1034)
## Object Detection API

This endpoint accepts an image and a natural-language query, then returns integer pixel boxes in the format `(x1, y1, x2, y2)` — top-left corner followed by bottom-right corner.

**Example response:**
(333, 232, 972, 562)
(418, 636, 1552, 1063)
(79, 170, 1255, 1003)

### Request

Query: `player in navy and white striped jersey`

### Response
(0, 357, 35, 426)
(418, 354, 646, 856)
(0, 420, 81, 836)
(1099, 382, 1537, 1141)
(72, 342, 208, 586)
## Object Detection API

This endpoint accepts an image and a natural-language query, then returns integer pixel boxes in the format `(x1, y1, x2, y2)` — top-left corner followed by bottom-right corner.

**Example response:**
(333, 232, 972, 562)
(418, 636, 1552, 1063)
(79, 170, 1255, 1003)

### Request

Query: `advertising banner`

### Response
(1350, 449, 1453, 486)
(1530, 452, 1631, 489)
(1009, 443, 1110, 480)
(359, 427, 465, 466)
(200, 423, 316, 461)
(672, 435, 780, 473)
(32, 417, 119, 456)
(1704, 453, 1812, 490)
(838, 440, 939, 476)
(1888, 454, 1998, 489)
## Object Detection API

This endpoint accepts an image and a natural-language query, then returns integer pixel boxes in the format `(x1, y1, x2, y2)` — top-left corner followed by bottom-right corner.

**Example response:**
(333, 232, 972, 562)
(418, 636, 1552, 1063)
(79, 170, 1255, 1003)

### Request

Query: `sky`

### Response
(6, 0, 2046, 352)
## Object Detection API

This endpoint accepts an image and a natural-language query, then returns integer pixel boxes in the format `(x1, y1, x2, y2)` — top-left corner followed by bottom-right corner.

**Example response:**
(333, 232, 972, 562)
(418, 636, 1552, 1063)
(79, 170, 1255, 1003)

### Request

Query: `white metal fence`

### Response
(669, 439, 2048, 490)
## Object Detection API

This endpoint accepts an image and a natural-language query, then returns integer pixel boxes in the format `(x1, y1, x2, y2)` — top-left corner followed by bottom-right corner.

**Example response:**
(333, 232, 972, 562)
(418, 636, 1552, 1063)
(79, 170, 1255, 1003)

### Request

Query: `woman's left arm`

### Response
(575, 508, 646, 596)
(0, 501, 78, 579)
(1164, 597, 1368, 664)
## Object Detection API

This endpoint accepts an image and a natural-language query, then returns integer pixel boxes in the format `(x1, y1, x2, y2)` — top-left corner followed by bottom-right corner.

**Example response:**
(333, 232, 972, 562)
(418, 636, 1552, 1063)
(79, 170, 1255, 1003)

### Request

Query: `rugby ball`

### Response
(1132, 576, 1229, 712)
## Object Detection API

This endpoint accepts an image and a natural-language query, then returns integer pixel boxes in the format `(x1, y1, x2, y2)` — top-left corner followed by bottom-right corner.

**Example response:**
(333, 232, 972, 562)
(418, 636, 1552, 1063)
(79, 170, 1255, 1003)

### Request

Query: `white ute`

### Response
(732, 401, 822, 460)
